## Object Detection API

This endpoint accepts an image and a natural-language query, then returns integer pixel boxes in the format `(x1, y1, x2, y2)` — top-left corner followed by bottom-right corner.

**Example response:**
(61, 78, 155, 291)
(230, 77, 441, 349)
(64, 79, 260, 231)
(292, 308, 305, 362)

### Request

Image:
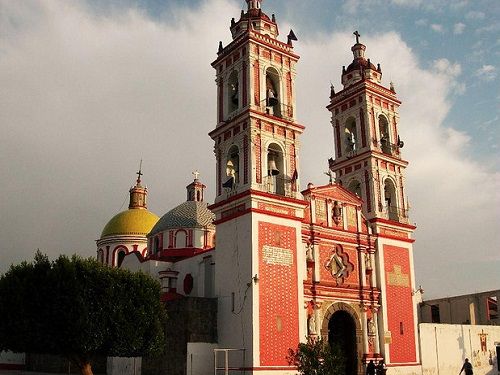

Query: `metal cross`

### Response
(136, 159, 143, 183)
(353, 30, 361, 44)
(192, 170, 200, 180)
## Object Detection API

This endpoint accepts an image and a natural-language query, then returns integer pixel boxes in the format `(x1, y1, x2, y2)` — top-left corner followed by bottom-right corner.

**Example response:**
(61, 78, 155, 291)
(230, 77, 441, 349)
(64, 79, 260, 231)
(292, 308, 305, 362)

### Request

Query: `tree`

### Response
(287, 336, 345, 375)
(0, 252, 166, 375)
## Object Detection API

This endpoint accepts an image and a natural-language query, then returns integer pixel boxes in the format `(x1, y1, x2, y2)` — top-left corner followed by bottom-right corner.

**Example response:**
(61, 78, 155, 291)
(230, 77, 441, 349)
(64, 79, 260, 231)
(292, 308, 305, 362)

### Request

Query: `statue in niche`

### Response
(365, 253, 373, 272)
(305, 242, 314, 262)
(308, 313, 316, 335)
(367, 317, 376, 336)
(332, 201, 342, 225)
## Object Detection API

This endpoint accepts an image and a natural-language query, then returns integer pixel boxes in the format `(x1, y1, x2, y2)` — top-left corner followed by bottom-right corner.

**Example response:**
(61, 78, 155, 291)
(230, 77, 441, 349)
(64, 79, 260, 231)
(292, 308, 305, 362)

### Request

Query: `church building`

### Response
(97, 1, 421, 374)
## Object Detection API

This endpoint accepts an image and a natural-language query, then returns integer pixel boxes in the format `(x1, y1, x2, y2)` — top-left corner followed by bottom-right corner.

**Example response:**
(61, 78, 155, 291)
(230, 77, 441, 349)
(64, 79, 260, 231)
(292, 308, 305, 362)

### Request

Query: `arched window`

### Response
(347, 179, 362, 199)
(227, 70, 239, 114)
(379, 115, 391, 154)
(265, 68, 281, 116)
(175, 230, 187, 248)
(344, 117, 357, 154)
(223, 145, 239, 190)
(153, 236, 160, 255)
(267, 143, 285, 195)
(97, 249, 104, 263)
(383, 178, 398, 220)
(117, 251, 126, 267)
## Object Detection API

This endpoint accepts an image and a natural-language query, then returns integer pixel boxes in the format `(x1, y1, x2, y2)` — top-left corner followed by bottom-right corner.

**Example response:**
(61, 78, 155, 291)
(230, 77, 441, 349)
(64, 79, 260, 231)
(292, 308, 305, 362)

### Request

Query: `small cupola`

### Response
(341, 31, 382, 88)
(186, 171, 206, 202)
(229, 0, 278, 40)
(129, 166, 148, 209)
(246, 0, 262, 10)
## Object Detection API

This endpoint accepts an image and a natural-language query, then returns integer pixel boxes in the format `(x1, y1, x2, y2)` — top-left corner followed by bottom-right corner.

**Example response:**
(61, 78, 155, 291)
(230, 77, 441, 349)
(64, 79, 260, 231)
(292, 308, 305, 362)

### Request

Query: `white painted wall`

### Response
(0, 351, 24, 367)
(187, 343, 218, 375)
(420, 323, 500, 375)
(107, 357, 141, 375)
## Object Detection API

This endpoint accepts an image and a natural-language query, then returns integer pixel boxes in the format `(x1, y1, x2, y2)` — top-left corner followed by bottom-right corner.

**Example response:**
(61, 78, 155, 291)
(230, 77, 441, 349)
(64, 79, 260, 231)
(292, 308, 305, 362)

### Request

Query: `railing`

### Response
(214, 348, 246, 375)
(374, 137, 401, 157)
(259, 100, 294, 120)
(257, 175, 298, 199)
(382, 205, 409, 224)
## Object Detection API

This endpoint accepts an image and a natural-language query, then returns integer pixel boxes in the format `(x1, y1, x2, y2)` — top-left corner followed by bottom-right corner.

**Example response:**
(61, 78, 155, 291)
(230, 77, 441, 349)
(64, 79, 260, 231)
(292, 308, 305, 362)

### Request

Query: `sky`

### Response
(0, 0, 499, 299)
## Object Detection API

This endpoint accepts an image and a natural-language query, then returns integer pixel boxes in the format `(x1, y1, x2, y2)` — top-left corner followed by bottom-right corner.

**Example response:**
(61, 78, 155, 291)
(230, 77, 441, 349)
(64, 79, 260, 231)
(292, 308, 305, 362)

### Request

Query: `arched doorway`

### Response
(328, 310, 358, 375)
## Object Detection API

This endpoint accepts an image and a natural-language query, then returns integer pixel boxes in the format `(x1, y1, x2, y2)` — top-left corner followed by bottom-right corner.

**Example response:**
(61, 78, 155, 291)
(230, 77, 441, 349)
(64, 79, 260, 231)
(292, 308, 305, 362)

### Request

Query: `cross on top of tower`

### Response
(353, 30, 361, 44)
(192, 170, 200, 181)
(136, 159, 143, 185)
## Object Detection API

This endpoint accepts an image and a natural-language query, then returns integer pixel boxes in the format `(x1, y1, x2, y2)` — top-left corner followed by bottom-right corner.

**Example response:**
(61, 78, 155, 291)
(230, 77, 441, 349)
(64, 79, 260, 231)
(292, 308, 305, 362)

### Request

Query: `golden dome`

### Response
(100, 208, 159, 238)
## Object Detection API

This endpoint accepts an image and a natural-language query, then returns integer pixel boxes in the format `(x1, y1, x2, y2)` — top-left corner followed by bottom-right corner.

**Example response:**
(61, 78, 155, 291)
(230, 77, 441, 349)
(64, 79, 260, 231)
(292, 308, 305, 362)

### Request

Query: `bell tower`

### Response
(327, 33, 420, 369)
(209, 0, 306, 372)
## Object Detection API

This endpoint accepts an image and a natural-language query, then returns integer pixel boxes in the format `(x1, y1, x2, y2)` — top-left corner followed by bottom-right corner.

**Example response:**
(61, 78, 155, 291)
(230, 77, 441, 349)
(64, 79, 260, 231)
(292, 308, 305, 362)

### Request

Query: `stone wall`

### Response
(142, 297, 217, 375)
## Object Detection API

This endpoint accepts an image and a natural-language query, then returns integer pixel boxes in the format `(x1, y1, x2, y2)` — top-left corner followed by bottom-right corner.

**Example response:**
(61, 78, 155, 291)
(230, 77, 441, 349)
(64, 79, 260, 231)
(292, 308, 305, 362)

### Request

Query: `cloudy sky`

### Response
(1, 0, 498, 298)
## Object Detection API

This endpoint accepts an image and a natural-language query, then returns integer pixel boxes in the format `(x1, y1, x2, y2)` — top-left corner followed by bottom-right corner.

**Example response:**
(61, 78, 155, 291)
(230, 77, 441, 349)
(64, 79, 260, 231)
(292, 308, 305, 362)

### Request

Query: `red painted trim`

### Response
(242, 60, 247, 106)
(214, 208, 251, 225)
(369, 218, 416, 230)
(386, 362, 421, 367)
(360, 108, 367, 148)
(327, 80, 401, 109)
(232, 366, 297, 371)
(335, 120, 341, 158)
(364, 170, 372, 212)
(378, 233, 415, 243)
(0, 364, 25, 370)
(244, 135, 249, 184)
(111, 245, 129, 267)
(251, 208, 303, 222)
(149, 247, 215, 263)
(209, 109, 305, 139)
(209, 189, 307, 210)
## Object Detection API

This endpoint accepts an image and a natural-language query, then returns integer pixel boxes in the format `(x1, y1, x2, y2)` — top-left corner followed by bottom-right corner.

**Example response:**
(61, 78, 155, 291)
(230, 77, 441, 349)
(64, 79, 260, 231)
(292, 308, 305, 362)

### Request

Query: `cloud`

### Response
(432, 59, 465, 94)
(296, 32, 499, 296)
(466, 10, 485, 20)
(0, 0, 238, 268)
(415, 18, 427, 27)
(430, 24, 444, 32)
(475, 65, 497, 81)
(0, 1, 498, 297)
(432, 58, 461, 77)
(453, 22, 466, 34)
(391, 0, 422, 6)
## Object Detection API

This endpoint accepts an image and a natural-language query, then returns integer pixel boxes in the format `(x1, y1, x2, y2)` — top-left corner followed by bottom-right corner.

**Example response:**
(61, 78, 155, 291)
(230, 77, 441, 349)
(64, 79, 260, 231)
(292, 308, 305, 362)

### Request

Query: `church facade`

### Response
(97, 1, 421, 374)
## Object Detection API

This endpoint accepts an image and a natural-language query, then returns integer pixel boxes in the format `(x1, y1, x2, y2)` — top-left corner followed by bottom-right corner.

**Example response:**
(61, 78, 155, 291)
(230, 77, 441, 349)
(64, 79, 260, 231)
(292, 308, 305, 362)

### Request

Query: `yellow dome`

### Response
(100, 209, 159, 238)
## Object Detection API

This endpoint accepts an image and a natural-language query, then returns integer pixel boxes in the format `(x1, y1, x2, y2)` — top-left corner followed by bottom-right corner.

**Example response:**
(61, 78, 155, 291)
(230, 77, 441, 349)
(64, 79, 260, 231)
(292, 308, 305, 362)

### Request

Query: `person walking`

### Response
(366, 360, 376, 375)
(459, 358, 473, 375)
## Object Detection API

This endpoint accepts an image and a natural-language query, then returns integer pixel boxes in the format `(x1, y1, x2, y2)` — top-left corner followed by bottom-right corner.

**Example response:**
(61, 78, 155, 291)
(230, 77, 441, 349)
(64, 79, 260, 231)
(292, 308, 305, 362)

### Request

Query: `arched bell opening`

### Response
(223, 145, 240, 190)
(265, 68, 281, 117)
(347, 179, 362, 200)
(383, 178, 398, 221)
(267, 142, 285, 195)
(379, 115, 391, 154)
(344, 117, 358, 153)
(227, 70, 239, 115)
